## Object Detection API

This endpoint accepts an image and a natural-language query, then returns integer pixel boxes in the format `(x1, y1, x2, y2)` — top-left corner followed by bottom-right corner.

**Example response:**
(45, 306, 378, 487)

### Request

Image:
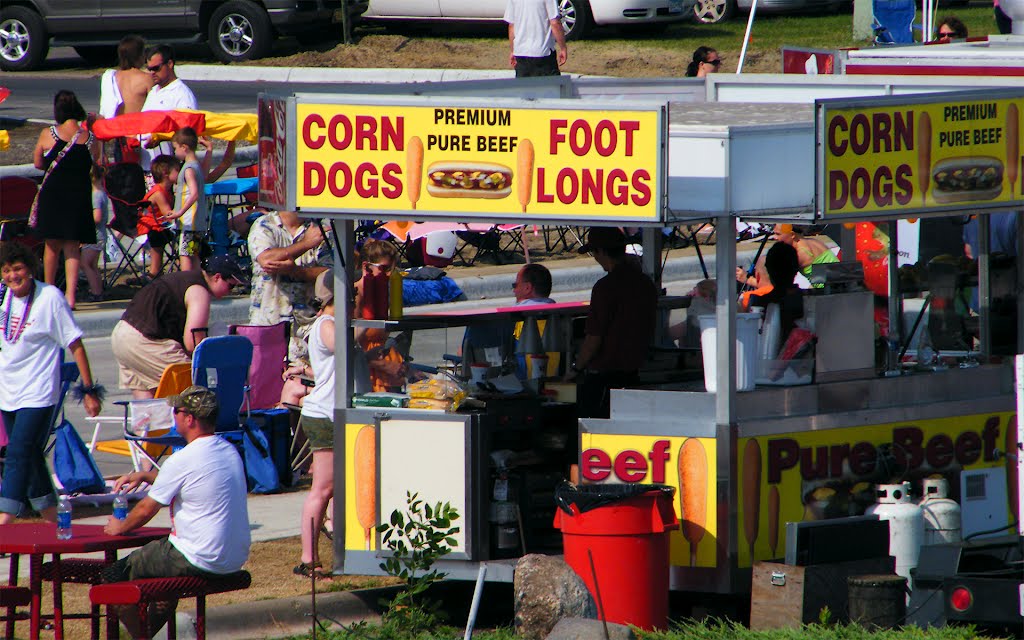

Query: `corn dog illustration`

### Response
(742, 439, 762, 564)
(407, 136, 424, 209)
(354, 425, 377, 550)
(768, 485, 780, 559)
(918, 112, 931, 206)
(678, 438, 708, 567)
(517, 139, 534, 213)
(1007, 105, 1019, 196)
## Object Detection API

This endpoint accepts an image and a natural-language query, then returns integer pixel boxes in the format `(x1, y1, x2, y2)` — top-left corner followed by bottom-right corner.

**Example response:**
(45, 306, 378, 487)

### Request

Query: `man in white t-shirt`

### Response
(138, 44, 198, 171)
(504, 0, 568, 77)
(103, 385, 249, 639)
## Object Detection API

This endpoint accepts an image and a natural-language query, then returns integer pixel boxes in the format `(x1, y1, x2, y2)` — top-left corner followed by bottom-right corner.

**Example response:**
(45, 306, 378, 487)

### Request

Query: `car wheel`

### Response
(208, 1, 273, 63)
(73, 45, 117, 67)
(692, 0, 735, 24)
(0, 7, 48, 72)
(559, 0, 593, 40)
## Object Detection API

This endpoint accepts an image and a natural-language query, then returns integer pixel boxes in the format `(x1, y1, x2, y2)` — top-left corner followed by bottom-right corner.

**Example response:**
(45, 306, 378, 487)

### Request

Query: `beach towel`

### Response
(98, 69, 123, 120)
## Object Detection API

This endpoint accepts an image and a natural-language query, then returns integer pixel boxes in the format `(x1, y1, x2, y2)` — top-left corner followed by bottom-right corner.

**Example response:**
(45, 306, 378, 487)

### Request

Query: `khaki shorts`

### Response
(298, 415, 334, 451)
(103, 538, 213, 583)
(111, 320, 189, 392)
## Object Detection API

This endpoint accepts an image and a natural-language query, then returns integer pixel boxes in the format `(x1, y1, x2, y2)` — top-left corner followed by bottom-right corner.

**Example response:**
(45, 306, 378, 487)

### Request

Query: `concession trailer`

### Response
(258, 77, 1023, 629)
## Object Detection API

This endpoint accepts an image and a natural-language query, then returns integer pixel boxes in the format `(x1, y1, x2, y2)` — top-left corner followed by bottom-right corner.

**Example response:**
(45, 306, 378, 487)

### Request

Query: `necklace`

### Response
(3, 280, 35, 345)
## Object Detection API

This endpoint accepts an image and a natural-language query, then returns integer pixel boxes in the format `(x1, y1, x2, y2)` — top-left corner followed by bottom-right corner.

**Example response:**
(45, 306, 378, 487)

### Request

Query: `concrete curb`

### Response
(175, 65, 516, 84)
(193, 586, 393, 640)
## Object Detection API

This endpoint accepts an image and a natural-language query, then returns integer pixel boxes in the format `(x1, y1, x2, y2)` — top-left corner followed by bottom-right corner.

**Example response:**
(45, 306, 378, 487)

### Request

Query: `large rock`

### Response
(514, 554, 597, 639)
(545, 618, 637, 640)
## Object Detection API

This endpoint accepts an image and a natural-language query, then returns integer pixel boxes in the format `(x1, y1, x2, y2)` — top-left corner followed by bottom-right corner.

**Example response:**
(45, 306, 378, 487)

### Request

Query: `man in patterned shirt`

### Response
(247, 210, 331, 363)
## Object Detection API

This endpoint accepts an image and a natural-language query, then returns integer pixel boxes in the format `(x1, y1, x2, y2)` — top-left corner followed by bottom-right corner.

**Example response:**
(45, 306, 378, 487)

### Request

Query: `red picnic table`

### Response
(1, 522, 169, 640)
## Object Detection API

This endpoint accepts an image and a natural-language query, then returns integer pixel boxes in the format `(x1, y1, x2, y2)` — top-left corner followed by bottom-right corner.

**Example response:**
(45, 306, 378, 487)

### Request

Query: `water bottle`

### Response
(113, 494, 128, 521)
(56, 496, 72, 540)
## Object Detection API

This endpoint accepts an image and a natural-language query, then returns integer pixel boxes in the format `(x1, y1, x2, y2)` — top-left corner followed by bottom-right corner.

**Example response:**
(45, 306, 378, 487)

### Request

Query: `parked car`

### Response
(0, 0, 353, 71)
(692, 0, 843, 23)
(360, 0, 692, 40)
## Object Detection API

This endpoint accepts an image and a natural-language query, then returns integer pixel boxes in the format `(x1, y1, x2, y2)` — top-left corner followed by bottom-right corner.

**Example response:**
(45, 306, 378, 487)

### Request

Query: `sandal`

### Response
(321, 522, 333, 541)
(293, 562, 327, 579)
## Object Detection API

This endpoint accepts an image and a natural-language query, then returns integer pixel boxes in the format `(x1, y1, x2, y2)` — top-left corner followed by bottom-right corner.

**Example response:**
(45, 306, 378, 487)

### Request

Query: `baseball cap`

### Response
(203, 255, 246, 284)
(314, 269, 334, 306)
(577, 227, 627, 254)
(167, 385, 219, 420)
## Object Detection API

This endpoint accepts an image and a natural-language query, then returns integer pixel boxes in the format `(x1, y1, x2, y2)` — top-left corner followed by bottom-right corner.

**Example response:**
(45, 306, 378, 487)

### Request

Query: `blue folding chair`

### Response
(123, 335, 253, 468)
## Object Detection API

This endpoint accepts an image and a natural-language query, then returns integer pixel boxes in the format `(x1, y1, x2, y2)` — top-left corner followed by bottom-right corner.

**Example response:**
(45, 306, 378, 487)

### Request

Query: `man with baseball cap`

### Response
(103, 385, 250, 639)
(569, 227, 658, 418)
(112, 255, 246, 400)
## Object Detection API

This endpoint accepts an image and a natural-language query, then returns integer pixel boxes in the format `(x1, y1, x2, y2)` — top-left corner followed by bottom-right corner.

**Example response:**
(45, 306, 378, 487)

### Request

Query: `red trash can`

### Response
(553, 484, 679, 630)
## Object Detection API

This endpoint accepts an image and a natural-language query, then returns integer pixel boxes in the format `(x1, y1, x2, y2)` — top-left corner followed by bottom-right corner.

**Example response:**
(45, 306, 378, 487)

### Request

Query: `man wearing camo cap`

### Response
(103, 385, 250, 639)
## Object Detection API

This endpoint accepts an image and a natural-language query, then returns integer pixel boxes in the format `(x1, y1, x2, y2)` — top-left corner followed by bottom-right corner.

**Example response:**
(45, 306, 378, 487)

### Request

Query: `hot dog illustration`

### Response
(426, 162, 512, 199)
(932, 156, 1004, 203)
(918, 112, 931, 207)
(679, 438, 708, 567)
(517, 139, 534, 212)
(742, 439, 761, 563)
(354, 425, 377, 550)
(1008, 104, 1019, 196)
(407, 136, 424, 209)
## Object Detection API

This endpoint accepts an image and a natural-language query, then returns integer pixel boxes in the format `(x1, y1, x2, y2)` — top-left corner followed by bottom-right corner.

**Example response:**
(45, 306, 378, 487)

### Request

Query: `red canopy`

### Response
(91, 110, 205, 141)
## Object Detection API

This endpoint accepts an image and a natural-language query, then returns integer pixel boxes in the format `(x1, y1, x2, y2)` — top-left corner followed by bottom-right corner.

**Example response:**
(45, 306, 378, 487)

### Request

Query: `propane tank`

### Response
(918, 477, 961, 545)
(866, 482, 924, 588)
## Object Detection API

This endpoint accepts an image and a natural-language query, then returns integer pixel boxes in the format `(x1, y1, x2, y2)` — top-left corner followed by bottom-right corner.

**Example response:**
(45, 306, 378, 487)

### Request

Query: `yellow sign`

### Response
(294, 101, 664, 222)
(580, 434, 718, 568)
(819, 93, 1024, 218)
(737, 412, 1014, 567)
(344, 423, 378, 552)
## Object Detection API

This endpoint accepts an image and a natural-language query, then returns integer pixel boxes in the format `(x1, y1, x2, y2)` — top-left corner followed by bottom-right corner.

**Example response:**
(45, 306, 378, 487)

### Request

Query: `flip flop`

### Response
(292, 562, 328, 579)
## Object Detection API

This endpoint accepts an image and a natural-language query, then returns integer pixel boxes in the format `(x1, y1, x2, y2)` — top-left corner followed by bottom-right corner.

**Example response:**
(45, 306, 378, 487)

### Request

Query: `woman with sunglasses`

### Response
(685, 46, 722, 78)
(354, 239, 407, 391)
(935, 16, 968, 42)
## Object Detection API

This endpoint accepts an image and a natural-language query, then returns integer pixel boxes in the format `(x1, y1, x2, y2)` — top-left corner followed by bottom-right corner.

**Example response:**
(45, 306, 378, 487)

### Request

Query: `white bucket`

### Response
(699, 312, 760, 393)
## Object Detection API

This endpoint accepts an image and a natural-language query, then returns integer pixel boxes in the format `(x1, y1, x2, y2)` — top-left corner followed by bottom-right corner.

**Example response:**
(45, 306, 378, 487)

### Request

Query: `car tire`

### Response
(692, 0, 735, 24)
(208, 1, 273, 64)
(73, 45, 117, 67)
(0, 6, 49, 72)
(559, 0, 593, 40)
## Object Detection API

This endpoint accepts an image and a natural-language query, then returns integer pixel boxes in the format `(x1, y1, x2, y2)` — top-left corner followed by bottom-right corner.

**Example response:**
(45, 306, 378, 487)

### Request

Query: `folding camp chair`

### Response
(103, 163, 151, 287)
(0, 176, 38, 242)
(228, 322, 311, 484)
(123, 336, 254, 469)
(86, 362, 192, 473)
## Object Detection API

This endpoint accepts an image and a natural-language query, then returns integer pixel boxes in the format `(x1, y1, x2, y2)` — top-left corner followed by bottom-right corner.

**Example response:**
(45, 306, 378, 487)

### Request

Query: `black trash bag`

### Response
(555, 481, 675, 515)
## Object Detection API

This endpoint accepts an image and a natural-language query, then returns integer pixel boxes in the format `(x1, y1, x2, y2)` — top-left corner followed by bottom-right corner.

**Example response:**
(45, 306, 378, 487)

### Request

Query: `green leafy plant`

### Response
(377, 491, 461, 631)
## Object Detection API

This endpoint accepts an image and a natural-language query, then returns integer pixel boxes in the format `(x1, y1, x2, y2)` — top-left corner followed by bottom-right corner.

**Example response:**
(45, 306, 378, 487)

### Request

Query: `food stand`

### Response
(258, 83, 1022, 608)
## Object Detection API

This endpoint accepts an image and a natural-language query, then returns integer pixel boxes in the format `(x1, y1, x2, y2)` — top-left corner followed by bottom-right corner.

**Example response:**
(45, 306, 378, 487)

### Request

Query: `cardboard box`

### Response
(750, 557, 895, 630)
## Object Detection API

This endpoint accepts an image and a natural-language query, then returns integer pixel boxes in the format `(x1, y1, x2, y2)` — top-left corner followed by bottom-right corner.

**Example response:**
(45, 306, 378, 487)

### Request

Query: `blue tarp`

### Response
(403, 277, 464, 307)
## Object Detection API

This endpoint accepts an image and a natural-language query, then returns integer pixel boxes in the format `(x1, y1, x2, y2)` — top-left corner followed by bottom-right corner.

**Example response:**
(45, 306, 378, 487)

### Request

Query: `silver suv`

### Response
(0, 0, 348, 71)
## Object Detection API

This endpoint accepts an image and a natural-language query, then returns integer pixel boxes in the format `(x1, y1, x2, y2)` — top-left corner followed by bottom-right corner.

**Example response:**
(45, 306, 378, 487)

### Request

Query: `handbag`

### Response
(242, 418, 281, 494)
(29, 126, 85, 228)
(53, 418, 107, 495)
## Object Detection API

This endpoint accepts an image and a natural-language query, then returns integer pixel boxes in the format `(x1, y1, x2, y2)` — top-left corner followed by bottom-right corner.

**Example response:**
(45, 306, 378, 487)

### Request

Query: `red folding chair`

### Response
(0, 176, 43, 257)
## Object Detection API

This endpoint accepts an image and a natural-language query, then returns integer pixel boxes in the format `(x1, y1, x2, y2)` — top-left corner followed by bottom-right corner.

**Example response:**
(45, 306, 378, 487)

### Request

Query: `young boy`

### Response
(82, 164, 112, 302)
(137, 154, 179, 280)
(164, 126, 206, 271)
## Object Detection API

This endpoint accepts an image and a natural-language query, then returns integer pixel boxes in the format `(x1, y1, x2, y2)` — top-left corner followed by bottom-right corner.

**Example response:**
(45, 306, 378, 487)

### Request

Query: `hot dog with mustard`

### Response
(426, 162, 512, 200)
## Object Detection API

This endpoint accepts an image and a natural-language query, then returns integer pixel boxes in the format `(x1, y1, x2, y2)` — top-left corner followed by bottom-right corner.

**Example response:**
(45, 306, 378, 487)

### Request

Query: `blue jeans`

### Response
(0, 406, 58, 516)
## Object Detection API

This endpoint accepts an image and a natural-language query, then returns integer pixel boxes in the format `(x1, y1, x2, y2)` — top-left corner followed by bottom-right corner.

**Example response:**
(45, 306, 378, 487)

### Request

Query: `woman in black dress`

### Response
(32, 90, 98, 310)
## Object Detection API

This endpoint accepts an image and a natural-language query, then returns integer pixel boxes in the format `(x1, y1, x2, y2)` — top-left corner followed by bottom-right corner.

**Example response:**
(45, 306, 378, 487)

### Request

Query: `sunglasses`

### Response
(146, 61, 167, 72)
(938, 30, 956, 36)
(704, 58, 722, 67)
(173, 408, 191, 416)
